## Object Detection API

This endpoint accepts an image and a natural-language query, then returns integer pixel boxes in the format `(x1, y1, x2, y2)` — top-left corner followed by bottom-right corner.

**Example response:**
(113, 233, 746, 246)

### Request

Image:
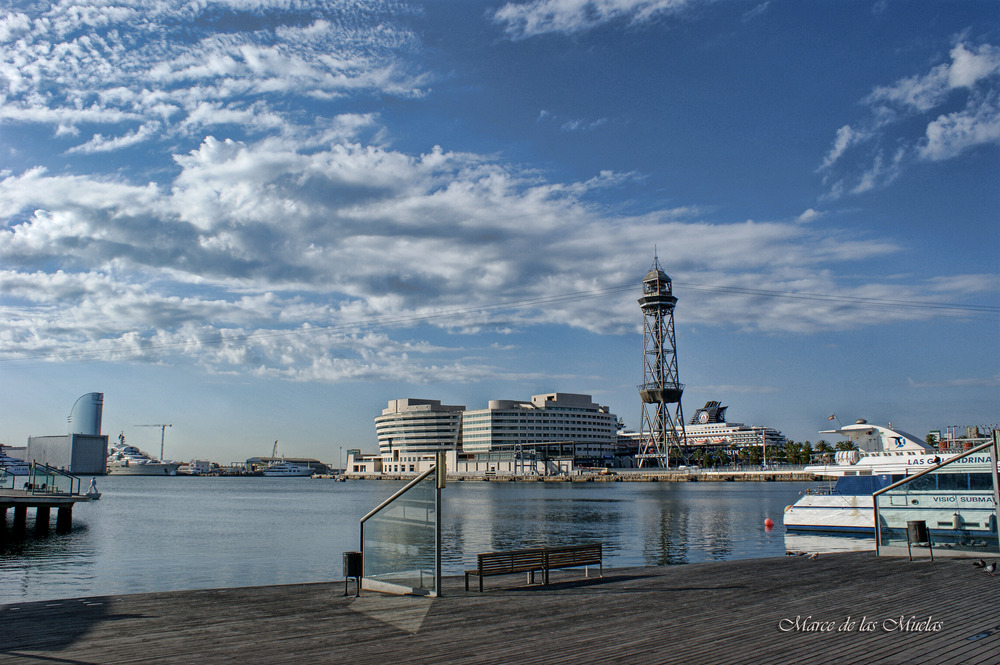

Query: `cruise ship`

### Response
(679, 401, 786, 448)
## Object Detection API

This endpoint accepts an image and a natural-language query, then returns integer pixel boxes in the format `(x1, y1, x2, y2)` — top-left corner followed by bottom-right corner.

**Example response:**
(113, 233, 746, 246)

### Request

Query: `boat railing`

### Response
(359, 452, 446, 597)
(873, 435, 999, 556)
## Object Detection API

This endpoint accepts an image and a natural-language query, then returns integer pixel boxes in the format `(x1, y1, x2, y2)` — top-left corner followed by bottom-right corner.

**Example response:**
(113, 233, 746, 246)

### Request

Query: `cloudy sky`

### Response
(1, 0, 997, 463)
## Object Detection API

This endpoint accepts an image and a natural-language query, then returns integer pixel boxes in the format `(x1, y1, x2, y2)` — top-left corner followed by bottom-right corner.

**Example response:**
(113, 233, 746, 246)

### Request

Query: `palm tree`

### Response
(814, 440, 833, 453)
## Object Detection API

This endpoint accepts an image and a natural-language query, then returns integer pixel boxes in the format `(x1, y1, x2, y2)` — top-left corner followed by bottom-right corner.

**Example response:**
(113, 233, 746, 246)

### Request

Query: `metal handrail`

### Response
(873, 437, 999, 555)
(360, 465, 436, 524)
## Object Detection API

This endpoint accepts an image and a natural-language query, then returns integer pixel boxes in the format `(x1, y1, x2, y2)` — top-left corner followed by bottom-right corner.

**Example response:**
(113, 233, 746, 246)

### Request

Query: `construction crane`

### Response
(135, 424, 173, 461)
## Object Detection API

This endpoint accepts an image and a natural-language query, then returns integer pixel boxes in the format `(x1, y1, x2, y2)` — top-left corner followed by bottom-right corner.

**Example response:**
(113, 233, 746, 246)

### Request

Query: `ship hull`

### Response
(107, 462, 181, 476)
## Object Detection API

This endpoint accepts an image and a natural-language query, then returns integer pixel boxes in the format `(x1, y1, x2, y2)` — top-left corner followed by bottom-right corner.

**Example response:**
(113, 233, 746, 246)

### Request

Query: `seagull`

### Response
(985, 562, 997, 576)
(974, 559, 986, 569)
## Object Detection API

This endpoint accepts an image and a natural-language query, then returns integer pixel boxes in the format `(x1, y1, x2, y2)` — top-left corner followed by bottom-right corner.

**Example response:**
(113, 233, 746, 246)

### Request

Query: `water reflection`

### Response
(2, 477, 816, 604)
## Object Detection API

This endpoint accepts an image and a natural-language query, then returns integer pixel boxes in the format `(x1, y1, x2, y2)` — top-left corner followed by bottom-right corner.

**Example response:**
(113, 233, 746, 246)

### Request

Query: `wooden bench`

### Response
(465, 543, 602, 592)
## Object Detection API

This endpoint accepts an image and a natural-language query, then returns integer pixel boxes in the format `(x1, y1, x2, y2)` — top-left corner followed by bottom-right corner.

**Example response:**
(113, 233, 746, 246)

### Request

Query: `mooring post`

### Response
(56, 506, 73, 533)
(35, 506, 51, 532)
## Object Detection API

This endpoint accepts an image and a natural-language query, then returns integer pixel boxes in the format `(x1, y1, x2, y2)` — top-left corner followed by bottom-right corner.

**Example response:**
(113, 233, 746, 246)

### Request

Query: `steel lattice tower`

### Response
(637, 257, 686, 468)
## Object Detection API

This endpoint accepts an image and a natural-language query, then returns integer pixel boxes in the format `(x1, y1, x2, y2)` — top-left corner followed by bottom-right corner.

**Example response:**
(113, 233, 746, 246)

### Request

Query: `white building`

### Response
(373, 399, 465, 475)
(461, 393, 617, 460)
(358, 393, 618, 476)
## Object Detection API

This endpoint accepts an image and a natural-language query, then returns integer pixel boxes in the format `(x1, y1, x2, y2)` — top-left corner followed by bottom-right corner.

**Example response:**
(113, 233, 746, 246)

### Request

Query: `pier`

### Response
(0, 489, 89, 533)
(2, 551, 997, 664)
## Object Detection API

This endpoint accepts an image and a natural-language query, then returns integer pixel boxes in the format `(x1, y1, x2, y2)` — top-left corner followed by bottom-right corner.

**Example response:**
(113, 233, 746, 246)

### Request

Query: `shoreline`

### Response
(343, 469, 823, 482)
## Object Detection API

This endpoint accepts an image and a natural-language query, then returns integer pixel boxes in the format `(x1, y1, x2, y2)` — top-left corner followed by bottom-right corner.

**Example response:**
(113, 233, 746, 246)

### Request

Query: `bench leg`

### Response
(465, 573, 469, 591)
(480, 575, 484, 593)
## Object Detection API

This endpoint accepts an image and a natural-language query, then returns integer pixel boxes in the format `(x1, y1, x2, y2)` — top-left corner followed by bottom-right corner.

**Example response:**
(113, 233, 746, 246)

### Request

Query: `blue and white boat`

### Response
(783, 420, 996, 537)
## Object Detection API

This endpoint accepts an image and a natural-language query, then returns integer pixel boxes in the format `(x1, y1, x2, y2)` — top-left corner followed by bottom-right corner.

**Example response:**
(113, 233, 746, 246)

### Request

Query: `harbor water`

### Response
(0, 476, 872, 604)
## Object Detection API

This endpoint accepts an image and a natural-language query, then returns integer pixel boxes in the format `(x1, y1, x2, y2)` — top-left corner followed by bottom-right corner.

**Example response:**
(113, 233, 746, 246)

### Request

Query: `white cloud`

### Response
(795, 208, 823, 224)
(0, 1, 427, 150)
(820, 41, 1000, 197)
(919, 94, 1000, 161)
(494, 0, 695, 39)
(4, 129, 989, 378)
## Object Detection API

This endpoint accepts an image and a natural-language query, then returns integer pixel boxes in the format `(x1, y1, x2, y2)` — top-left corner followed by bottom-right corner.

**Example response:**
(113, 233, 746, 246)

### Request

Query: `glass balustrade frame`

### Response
(359, 454, 445, 596)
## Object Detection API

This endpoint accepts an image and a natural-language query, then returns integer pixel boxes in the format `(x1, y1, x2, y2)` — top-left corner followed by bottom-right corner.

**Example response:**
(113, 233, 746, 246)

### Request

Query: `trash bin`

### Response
(906, 520, 929, 543)
(905, 520, 933, 562)
(343, 551, 362, 578)
(343, 551, 362, 597)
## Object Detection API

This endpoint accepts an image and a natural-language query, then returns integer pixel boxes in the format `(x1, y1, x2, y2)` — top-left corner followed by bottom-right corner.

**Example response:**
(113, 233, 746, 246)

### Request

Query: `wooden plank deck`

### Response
(1, 551, 998, 664)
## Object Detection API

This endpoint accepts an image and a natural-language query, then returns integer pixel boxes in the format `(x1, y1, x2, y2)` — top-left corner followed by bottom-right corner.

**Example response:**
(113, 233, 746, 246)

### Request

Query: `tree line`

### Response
(680, 439, 857, 468)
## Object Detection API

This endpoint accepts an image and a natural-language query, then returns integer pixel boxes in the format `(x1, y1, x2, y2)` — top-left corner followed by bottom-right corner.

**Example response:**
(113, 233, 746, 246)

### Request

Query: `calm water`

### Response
(0, 476, 870, 604)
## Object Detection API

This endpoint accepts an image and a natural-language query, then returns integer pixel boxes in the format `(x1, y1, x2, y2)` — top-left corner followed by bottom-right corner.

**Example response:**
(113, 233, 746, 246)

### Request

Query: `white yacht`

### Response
(107, 433, 181, 476)
(783, 420, 996, 537)
(261, 461, 314, 477)
(0, 444, 30, 476)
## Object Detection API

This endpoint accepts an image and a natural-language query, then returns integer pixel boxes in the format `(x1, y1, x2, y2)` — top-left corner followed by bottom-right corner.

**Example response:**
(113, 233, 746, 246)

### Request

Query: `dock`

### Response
(0, 489, 89, 533)
(2, 551, 998, 664)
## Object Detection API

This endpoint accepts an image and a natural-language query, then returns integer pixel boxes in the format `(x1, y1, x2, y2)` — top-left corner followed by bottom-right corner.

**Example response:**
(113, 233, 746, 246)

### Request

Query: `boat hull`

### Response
(783, 495, 876, 534)
(107, 462, 181, 476)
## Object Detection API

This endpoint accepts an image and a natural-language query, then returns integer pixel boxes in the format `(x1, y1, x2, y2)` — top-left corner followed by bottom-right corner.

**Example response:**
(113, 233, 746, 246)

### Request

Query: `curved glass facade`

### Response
(67, 392, 104, 435)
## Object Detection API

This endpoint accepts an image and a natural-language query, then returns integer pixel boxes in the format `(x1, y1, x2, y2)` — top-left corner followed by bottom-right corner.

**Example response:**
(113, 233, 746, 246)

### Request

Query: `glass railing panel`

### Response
(875, 439, 998, 556)
(361, 465, 440, 596)
(0, 468, 14, 490)
(27, 465, 81, 495)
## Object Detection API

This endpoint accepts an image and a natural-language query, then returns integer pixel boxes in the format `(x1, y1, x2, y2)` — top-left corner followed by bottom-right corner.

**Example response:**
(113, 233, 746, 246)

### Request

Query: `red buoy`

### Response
(764, 518, 774, 529)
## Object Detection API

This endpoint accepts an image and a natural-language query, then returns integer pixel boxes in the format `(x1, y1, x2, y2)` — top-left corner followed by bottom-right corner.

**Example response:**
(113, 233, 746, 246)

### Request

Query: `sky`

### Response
(1, 0, 998, 465)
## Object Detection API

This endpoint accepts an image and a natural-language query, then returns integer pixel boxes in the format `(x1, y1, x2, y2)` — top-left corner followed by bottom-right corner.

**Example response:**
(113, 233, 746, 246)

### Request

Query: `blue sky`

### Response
(1, 0, 997, 464)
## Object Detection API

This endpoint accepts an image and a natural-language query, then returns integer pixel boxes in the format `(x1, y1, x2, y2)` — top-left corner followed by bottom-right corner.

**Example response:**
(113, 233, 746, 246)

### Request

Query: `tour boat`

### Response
(782, 420, 996, 538)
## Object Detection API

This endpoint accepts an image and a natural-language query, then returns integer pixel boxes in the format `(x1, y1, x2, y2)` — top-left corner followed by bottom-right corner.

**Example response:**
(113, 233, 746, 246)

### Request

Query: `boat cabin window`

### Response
(908, 474, 937, 491)
(970, 473, 995, 491)
(908, 473, 992, 492)
(936, 473, 968, 491)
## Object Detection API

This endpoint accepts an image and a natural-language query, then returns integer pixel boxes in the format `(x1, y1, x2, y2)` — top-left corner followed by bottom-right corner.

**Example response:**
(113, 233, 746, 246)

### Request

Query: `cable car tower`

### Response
(636, 256, 686, 467)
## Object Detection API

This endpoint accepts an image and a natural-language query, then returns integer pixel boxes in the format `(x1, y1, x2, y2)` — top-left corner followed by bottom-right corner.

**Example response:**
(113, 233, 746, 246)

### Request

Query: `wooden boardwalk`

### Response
(2, 551, 998, 664)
